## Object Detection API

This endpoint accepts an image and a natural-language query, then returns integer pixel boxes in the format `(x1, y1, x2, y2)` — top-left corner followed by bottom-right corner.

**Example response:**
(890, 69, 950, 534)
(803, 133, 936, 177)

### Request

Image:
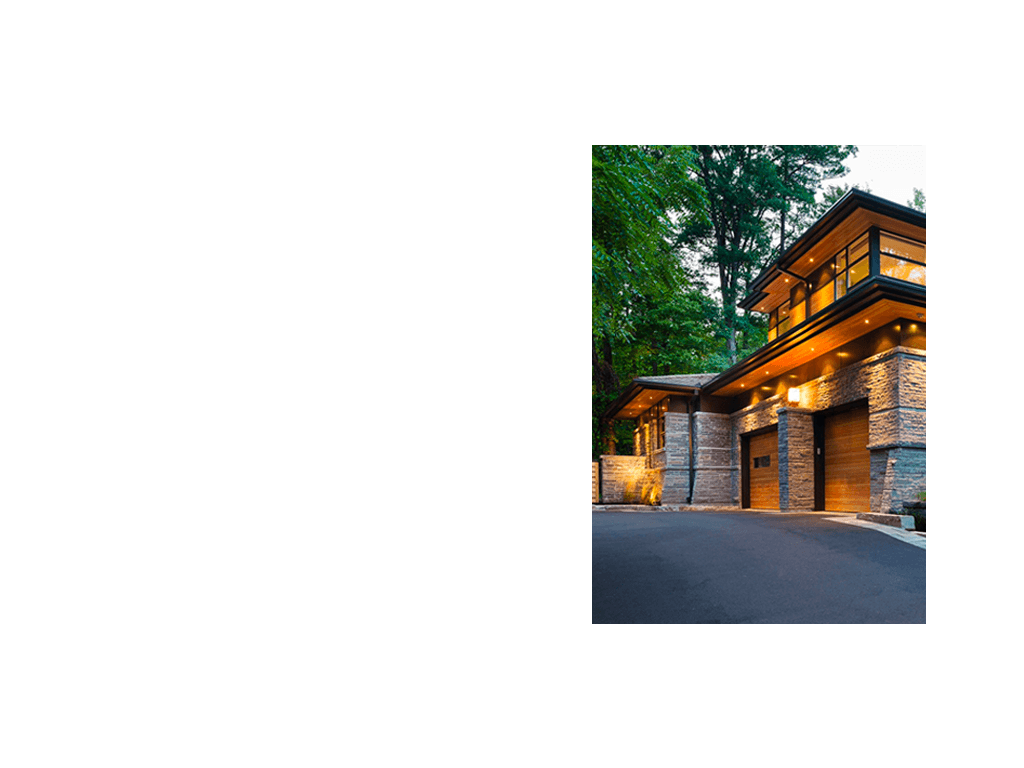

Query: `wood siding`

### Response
(824, 405, 870, 512)
(748, 428, 779, 509)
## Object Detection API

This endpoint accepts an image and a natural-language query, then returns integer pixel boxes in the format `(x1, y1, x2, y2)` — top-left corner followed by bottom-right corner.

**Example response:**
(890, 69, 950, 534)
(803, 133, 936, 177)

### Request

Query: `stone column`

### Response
(660, 412, 690, 504)
(691, 412, 732, 505)
(778, 407, 815, 512)
(867, 350, 926, 513)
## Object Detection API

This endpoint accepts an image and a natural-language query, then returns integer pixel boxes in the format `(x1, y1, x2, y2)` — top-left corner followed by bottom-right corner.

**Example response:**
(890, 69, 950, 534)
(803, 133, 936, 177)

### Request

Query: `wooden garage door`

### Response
(824, 405, 870, 512)
(748, 428, 779, 509)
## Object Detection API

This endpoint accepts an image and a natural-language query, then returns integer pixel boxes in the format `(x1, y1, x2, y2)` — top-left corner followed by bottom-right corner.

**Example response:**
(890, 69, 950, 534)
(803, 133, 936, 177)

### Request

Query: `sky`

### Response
(835, 144, 925, 207)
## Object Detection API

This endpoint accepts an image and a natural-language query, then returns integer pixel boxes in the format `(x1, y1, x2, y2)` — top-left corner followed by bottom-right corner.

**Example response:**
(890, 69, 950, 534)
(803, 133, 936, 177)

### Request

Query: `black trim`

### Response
(869, 226, 881, 277)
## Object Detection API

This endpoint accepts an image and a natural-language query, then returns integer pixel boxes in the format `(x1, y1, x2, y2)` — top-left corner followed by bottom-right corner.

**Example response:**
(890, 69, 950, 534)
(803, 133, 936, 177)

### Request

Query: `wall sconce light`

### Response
(788, 387, 800, 404)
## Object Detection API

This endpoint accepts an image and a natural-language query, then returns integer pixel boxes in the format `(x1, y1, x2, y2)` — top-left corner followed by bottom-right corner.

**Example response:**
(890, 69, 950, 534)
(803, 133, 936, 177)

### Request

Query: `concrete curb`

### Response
(856, 512, 916, 529)
(825, 516, 926, 549)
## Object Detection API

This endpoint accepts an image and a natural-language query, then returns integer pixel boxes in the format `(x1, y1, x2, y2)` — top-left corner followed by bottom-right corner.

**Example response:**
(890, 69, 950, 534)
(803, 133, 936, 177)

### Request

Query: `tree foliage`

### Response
(591, 145, 711, 457)
(591, 145, 707, 343)
(592, 145, 860, 459)
(907, 187, 926, 211)
(678, 145, 856, 364)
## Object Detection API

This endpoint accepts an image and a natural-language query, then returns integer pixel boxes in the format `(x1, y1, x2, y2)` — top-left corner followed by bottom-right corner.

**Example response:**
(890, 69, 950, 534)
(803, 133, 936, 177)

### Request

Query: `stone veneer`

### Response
(599, 346, 925, 513)
(690, 412, 733, 504)
(657, 412, 691, 504)
(778, 408, 815, 511)
(598, 455, 649, 504)
(723, 346, 925, 512)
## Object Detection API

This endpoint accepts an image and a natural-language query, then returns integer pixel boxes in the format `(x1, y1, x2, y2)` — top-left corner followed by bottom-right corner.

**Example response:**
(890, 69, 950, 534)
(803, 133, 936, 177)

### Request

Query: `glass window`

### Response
(849, 233, 869, 264)
(810, 282, 833, 315)
(881, 256, 926, 285)
(768, 325, 777, 341)
(835, 276, 847, 299)
(778, 316, 792, 335)
(790, 298, 806, 326)
(880, 233, 925, 264)
(848, 257, 869, 287)
(777, 300, 790, 321)
(835, 247, 846, 271)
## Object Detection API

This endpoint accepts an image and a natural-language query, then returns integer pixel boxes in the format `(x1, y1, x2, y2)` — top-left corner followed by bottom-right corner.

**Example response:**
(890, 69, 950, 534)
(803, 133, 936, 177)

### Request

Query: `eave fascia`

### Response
(601, 381, 704, 421)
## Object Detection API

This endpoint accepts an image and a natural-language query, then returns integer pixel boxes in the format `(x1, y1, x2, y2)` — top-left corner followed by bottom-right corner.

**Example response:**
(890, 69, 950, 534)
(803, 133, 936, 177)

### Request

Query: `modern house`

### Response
(599, 189, 925, 514)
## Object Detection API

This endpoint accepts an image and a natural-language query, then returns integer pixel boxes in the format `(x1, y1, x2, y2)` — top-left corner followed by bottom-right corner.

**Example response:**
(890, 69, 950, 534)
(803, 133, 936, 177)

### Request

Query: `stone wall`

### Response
(600, 346, 924, 511)
(690, 412, 732, 504)
(872, 446, 926, 513)
(778, 408, 815, 511)
(727, 346, 925, 513)
(659, 412, 690, 504)
(599, 455, 654, 504)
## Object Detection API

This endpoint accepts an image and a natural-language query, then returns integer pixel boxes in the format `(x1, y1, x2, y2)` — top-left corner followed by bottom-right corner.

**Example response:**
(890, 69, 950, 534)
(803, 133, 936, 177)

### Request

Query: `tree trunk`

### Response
(780, 204, 786, 256)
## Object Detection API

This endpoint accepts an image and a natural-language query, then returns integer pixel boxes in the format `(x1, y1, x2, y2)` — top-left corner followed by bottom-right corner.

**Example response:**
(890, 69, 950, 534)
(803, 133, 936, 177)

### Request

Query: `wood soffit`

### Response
(708, 297, 927, 398)
(610, 386, 696, 420)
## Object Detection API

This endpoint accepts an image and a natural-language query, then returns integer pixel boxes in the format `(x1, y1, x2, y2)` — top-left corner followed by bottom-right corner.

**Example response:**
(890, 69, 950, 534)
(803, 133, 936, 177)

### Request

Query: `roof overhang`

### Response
(740, 189, 926, 313)
(704, 277, 925, 398)
(602, 381, 702, 421)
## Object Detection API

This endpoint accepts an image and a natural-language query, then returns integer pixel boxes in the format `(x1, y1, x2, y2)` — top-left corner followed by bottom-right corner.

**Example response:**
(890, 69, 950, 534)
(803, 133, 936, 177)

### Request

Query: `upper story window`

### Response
(763, 228, 925, 342)
(880, 232, 926, 285)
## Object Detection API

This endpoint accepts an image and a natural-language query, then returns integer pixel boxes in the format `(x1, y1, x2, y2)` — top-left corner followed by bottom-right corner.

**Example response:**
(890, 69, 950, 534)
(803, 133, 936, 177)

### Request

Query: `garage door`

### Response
(824, 405, 870, 512)
(748, 428, 779, 509)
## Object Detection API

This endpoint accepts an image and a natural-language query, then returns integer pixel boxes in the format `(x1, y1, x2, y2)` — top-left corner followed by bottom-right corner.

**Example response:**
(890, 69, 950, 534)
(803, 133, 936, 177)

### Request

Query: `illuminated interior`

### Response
(762, 228, 924, 345)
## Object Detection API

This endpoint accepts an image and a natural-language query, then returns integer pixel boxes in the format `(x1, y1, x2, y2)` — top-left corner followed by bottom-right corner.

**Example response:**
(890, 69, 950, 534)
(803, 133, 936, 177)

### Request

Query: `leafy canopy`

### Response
(592, 145, 707, 343)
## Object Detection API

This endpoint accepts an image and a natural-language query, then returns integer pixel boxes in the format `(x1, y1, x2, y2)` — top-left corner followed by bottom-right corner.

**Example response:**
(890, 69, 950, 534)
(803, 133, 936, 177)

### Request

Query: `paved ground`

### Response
(592, 510, 925, 623)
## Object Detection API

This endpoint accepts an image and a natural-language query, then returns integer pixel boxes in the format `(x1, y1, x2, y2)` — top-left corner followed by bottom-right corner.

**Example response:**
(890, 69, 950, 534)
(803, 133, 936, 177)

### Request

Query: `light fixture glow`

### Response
(788, 387, 800, 404)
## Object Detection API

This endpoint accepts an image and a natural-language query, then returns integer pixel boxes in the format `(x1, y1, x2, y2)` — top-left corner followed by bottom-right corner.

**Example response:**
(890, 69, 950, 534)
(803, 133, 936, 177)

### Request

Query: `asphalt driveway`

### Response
(592, 510, 925, 623)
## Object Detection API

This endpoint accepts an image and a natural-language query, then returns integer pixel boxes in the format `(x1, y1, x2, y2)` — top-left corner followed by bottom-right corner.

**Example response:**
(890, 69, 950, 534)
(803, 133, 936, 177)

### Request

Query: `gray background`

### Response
(0, 3, 1011, 765)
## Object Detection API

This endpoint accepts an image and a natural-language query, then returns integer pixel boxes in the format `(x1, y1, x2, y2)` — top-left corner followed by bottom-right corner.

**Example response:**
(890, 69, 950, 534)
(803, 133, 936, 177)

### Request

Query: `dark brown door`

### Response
(824, 405, 870, 512)
(748, 428, 779, 509)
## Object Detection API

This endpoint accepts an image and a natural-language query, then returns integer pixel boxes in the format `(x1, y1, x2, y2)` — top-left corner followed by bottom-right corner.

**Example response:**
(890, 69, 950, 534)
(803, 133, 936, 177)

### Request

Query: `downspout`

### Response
(687, 393, 698, 503)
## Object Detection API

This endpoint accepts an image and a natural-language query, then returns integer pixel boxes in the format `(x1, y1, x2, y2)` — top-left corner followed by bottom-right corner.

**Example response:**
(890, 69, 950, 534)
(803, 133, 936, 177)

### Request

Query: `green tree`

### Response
(592, 145, 708, 456)
(785, 182, 871, 244)
(907, 187, 926, 211)
(769, 146, 857, 255)
(678, 145, 856, 365)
